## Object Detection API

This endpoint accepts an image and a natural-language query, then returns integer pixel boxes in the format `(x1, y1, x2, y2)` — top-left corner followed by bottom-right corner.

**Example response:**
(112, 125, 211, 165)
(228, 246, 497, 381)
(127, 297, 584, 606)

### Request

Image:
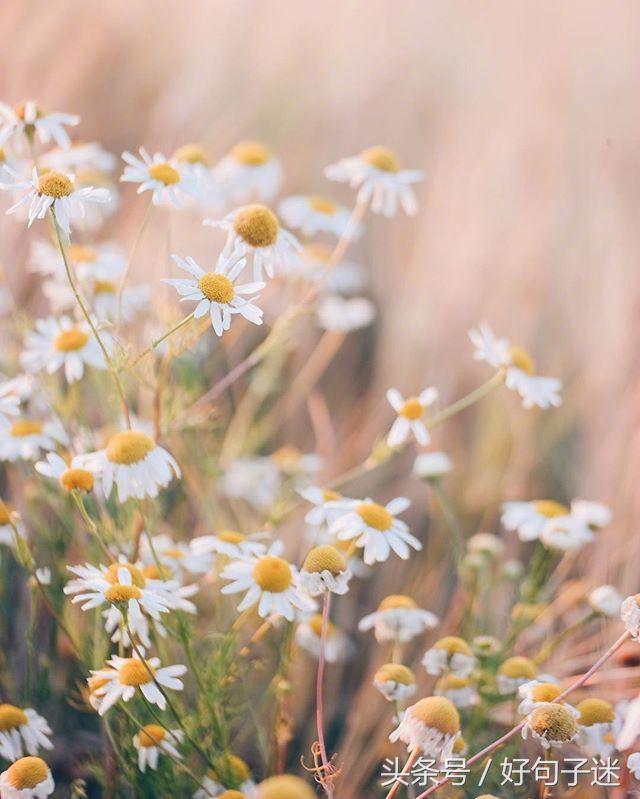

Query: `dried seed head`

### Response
(528, 704, 576, 743)
(410, 696, 460, 735)
(302, 545, 346, 575)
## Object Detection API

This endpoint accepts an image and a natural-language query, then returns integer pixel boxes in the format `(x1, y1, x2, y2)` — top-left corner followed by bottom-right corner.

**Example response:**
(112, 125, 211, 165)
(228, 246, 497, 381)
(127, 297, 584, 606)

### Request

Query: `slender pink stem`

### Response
(385, 748, 420, 799)
(316, 592, 334, 799)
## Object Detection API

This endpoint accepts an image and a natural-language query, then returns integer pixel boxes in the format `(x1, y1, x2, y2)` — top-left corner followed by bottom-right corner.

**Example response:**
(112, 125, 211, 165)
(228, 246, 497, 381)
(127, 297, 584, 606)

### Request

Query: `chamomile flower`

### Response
(1, 168, 110, 237)
(221, 457, 281, 510)
(330, 497, 421, 566)
(589, 585, 623, 617)
(138, 533, 211, 576)
(540, 514, 596, 551)
(190, 530, 268, 563)
(88, 279, 149, 323)
(0, 99, 79, 149)
(195, 754, 256, 798)
(35, 452, 94, 492)
(422, 637, 477, 678)
(0, 755, 54, 798)
(278, 195, 362, 239)
(295, 614, 353, 662)
(297, 243, 367, 294)
(165, 252, 264, 337)
(412, 451, 453, 482)
(628, 752, 640, 779)
(315, 294, 375, 332)
(76, 429, 180, 502)
(325, 146, 422, 217)
(206, 204, 301, 281)
(469, 323, 562, 409)
(389, 696, 460, 759)
(21, 317, 109, 384)
(133, 725, 183, 773)
(435, 675, 479, 709)
(522, 703, 578, 749)
(0, 418, 67, 462)
(299, 545, 352, 596)
(517, 680, 565, 715)
(497, 657, 538, 695)
(576, 698, 617, 757)
(120, 148, 195, 207)
(620, 594, 640, 639)
(0, 383, 20, 428)
(0, 706, 52, 761)
(43, 141, 117, 174)
(257, 775, 317, 799)
(571, 500, 612, 529)
(373, 664, 417, 703)
(220, 547, 313, 622)
(386, 387, 438, 448)
(359, 595, 438, 643)
(0, 503, 24, 548)
(501, 500, 571, 542)
(172, 143, 222, 207)
(213, 140, 282, 203)
(30, 239, 125, 282)
(89, 653, 186, 715)
(298, 486, 345, 531)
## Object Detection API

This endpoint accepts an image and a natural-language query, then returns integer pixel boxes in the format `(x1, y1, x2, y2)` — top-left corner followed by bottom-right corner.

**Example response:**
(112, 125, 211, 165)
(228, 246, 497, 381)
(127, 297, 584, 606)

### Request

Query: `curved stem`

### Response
(116, 199, 154, 335)
(128, 312, 195, 369)
(316, 592, 334, 799)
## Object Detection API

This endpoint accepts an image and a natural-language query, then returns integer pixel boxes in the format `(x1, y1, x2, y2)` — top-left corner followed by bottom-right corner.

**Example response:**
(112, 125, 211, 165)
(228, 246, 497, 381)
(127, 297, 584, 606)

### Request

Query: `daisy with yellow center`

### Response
(469, 323, 562, 409)
(588, 584, 623, 617)
(164, 249, 264, 337)
(194, 753, 255, 798)
(299, 485, 345, 534)
(329, 496, 422, 566)
(29, 239, 126, 284)
(132, 724, 183, 773)
(435, 674, 479, 709)
(386, 386, 438, 448)
(299, 544, 352, 596)
(0, 501, 25, 548)
(138, 532, 212, 576)
(89, 653, 186, 715)
(214, 140, 283, 203)
(575, 698, 617, 757)
(315, 293, 376, 333)
(501, 499, 570, 542)
(517, 680, 568, 715)
(0, 755, 54, 798)
(0, 417, 67, 463)
(220, 544, 314, 621)
(21, 315, 109, 384)
(190, 529, 269, 562)
(373, 663, 417, 702)
(389, 696, 460, 759)
(171, 142, 222, 209)
(497, 656, 538, 695)
(35, 452, 94, 493)
(75, 428, 180, 502)
(412, 451, 453, 481)
(0, 380, 20, 428)
(502, 497, 606, 550)
(295, 614, 353, 662)
(256, 775, 316, 799)
(0, 98, 78, 150)
(278, 194, 363, 239)
(522, 703, 578, 749)
(325, 145, 423, 217)
(422, 637, 477, 678)
(120, 147, 197, 207)
(359, 594, 439, 643)
(0, 704, 52, 762)
(205, 203, 301, 282)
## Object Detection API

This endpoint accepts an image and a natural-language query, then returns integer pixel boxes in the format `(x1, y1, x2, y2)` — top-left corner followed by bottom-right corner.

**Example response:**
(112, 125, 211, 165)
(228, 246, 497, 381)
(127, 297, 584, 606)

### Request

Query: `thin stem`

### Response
(116, 199, 154, 335)
(72, 492, 116, 562)
(425, 371, 505, 429)
(386, 748, 419, 799)
(128, 312, 195, 368)
(316, 593, 334, 799)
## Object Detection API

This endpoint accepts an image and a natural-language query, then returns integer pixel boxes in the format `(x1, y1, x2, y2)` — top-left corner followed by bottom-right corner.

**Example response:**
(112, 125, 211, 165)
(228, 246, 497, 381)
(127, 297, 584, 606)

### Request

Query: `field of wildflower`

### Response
(0, 2, 639, 798)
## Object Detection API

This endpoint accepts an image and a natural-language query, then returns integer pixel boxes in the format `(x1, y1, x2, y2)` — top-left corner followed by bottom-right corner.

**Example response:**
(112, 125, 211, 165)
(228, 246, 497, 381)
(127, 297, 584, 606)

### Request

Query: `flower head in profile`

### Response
(386, 387, 438, 448)
(132, 725, 183, 773)
(0, 502, 25, 548)
(501, 498, 609, 550)
(412, 451, 453, 482)
(120, 148, 196, 207)
(196, 753, 256, 798)
(172, 142, 222, 208)
(0, 99, 79, 149)
(497, 656, 538, 695)
(435, 675, 479, 709)
(359, 595, 438, 643)
(517, 680, 566, 715)
(164, 251, 263, 337)
(298, 486, 345, 532)
(325, 145, 423, 217)
(295, 614, 353, 662)
(315, 294, 375, 333)
(422, 637, 476, 678)
(0, 755, 54, 798)
(213, 140, 282, 203)
(30, 239, 125, 283)
(389, 696, 460, 759)
(278, 195, 362, 239)
(0, 705, 52, 761)
(522, 703, 578, 749)
(373, 663, 417, 702)
(299, 545, 352, 596)
(190, 530, 268, 564)
(76, 429, 180, 502)
(35, 452, 94, 493)
(588, 585, 623, 617)
(0, 417, 67, 462)
(469, 323, 562, 409)
(576, 698, 617, 758)
(206, 204, 301, 282)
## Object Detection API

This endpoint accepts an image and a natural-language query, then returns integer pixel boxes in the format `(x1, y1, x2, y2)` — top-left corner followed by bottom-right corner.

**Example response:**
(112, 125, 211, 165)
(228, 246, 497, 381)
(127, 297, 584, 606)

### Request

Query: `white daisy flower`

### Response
(220, 545, 313, 622)
(422, 637, 477, 678)
(221, 457, 281, 510)
(88, 279, 149, 323)
(329, 497, 421, 566)
(270, 446, 322, 480)
(164, 251, 264, 337)
(30, 239, 125, 282)
(1, 167, 110, 238)
(325, 145, 422, 217)
(120, 148, 195, 207)
(89, 653, 186, 715)
(389, 697, 460, 759)
(373, 663, 417, 703)
(359, 595, 438, 643)
(517, 680, 565, 715)
(278, 195, 362, 239)
(469, 323, 562, 409)
(193, 754, 256, 798)
(0, 382, 20, 428)
(0, 418, 67, 462)
(0, 503, 24, 548)
(571, 499, 612, 529)
(522, 704, 578, 750)
(501, 499, 570, 542)
(205, 204, 301, 282)
(34, 568, 50, 585)
(298, 486, 345, 532)
(138, 533, 211, 576)
(576, 698, 617, 758)
(435, 675, 479, 709)
(299, 545, 352, 596)
(35, 452, 94, 493)
(190, 530, 268, 562)
(0, 99, 79, 150)
(213, 140, 282, 203)
(0, 756, 54, 798)
(0, 706, 52, 761)
(43, 141, 116, 174)
(133, 725, 183, 773)
(297, 243, 367, 294)
(386, 387, 438, 448)
(497, 656, 538, 695)
(315, 294, 375, 333)
(588, 585, 623, 617)
(172, 143, 223, 209)
(75, 429, 180, 502)
(295, 614, 353, 662)
(21, 316, 109, 384)
(539, 514, 595, 551)
(71, 165, 119, 231)
(412, 451, 453, 481)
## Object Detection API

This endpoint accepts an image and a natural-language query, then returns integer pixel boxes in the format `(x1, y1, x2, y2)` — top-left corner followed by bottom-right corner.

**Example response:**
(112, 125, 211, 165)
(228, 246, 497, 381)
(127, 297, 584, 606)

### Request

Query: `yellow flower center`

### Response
(400, 397, 424, 420)
(0, 704, 28, 731)
(60, 467, 94, 492)
(309, 196, 337, 215)
(303, 545, 346, 575)
(302, 243, 331, 264)
(0, 147, 5, 163)
(252, 555, 292, 593)
(10, 420, 43, 437)
(508, 345, 535, 375)
(230, 140, 270, 166)
(93, 280, 116, 294)
(53, 328, 89, 352)
(356, 502, 392, 531)
(576, 698, 615, 726)
(433, 636, 473, 656)
(142, 564, 171, 581)
(199, 273, 235, 304)
(499, 656, 537, 679)
(14, 101, 41, 120)
(173, 143, 210, 166)
(233, 204, 279, 248)
(534, 499, 569, 518)
(379, 594, 417, 611)
(6, 757, 48, 790)
(361, 145, 400, 173)
(375, 663, 415, 685)
(0, 502, 13, 525)
(453, 736, 467, 754)
(67, 244, 97, 263)
(217, 530, 246, 544)
(138, 724, 166, 747)
(437, 674, 472, 691)
(271, 446, 301, 471)
(162, 547, 184, 559)
(119, 658, 153, 686)
(308, 614, 334, 637)
(531, 683, 562, 703)
(411, 696, 460, 735)
(219, 792, 245, 799)
(257, 775, 317, 799)
(106, 430, 155, 465)
(105, 562, 146, 588)
(38, 170, 73, 198)
(148, 162, 180, 185)
(104, 584, 143, 603)
(529, 704, 576, 742)
(322, 489, 341, 502)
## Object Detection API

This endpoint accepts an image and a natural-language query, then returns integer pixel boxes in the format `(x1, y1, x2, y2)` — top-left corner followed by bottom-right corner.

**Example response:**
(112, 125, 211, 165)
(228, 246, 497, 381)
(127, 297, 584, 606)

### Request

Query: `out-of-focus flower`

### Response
(255, 775, 316, 799)
(221, 457, 281, 510)
(133, 725, 183, 773)
(435, 675, 479, 709)
(120, 148, 196, 207)
(190, 530, 268, 563)
(213, 140, 282, 204)
(0, 755, 55, 798)
(35, 452, 94, 493)
(30, 239, 125, 283)
(295, 614, 353, 662)
(501, 498, 608, 548)
(172, 143, 222, 208)
(278, 195, 362, 239)
(628, 752, 640, 778)
(385, 387, 438, 448)
(299, 545, 351, 596)
(0, 100, 79, 149)
(517, 680, 564, 715)
(0, 705, 53, 761)
(588, 585, 623, 617)
(0, 502, 24, 547)
(412, 451, 453, 482)
(466, 533, 504, 560)
(43, 142, 116, 174)
(522, 704, 578, 749)
(299, 486, 345, 531)
(422, 637, 476, 678)
(373, 663, 417, 702)
(497, 656, 538, 695)
(138, 533, 211, 576)
(0, 417, 67, 462)
(389, 696, 460, 759)
(576, 698, 617, 757)
(359, 595, 438, 643)
(195, 754, 256, 799)
(325, 146, 422, 217)
(298, 244, 367, 294)
(315, 294, 375, 332)
(469, 323, 562, 409)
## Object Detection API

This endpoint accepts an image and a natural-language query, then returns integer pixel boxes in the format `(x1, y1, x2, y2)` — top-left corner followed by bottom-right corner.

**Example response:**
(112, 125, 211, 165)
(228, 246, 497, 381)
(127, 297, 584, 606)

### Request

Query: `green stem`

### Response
(128, 312, 195, 369)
